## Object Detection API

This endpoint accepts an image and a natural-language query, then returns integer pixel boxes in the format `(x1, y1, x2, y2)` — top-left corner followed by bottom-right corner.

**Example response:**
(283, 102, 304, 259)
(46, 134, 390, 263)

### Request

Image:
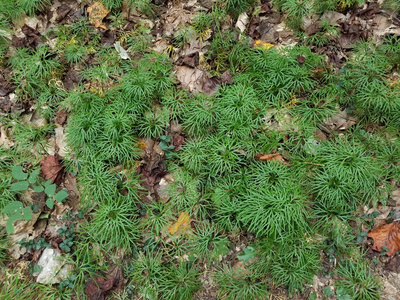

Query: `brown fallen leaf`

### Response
(85, 266, 124, 300)
(87, 2, 110, 30)
(168, 212, 191, 235)
(367, 221, 400, 257)
(255, 153, 285, 162)
(55, 109, 67, 126)
(40, 154, 64, 185)
(173, 134, 185, 150)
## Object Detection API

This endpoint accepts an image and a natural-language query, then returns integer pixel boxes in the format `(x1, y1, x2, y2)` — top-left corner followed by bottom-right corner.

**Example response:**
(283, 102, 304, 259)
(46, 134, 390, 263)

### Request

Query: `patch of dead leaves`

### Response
(85, 266, 124, 300)
(368, 221, 400, 257)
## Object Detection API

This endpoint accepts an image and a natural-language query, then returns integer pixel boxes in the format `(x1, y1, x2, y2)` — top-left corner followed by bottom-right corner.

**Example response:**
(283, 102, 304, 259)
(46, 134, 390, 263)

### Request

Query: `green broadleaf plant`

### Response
(2, 166, 69, 233)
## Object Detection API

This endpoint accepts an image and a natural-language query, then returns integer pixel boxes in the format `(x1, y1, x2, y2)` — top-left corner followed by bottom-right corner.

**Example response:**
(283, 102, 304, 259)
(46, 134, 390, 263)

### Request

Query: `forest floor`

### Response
(1, 0, 400, 299)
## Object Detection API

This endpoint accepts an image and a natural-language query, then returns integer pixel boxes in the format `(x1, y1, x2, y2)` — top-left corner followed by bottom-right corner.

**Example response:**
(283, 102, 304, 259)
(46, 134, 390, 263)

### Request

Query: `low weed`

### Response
(335, 260, 381, 300)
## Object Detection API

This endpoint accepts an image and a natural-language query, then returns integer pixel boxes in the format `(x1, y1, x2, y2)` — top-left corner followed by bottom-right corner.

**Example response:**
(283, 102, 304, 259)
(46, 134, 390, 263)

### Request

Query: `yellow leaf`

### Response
(253, 40, 274, 50)
(168, 212, 191, 235)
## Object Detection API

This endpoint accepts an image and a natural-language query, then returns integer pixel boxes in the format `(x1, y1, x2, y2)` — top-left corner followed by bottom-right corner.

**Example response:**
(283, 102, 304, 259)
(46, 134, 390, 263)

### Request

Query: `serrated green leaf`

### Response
(22, 206, 32, 221)
(12, 166, 28, 180)
(10, 181, 29, 192)
(237, 246, 256, 262)
(2, 201, 23, 214)
(33, 185, 44, 193)
(46, 199, 54, 209)
(54, 190, 68, 203)
(6, 213, 23, 234)
(44, 184, 56, 196)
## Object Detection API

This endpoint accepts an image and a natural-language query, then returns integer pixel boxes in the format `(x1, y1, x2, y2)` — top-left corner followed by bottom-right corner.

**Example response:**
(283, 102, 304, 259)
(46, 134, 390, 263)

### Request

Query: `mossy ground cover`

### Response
(0, 0, 400, 299)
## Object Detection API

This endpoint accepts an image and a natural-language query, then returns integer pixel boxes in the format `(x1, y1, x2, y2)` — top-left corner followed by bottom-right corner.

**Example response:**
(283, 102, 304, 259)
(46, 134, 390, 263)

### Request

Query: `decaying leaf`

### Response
(253, 40, 274, 50)
(0, 126, 14, 149)
(168, 212, 191, 235)
(40, 155, 64, 185)
(367, 221, 400, 257)
(255, 153, 285, 163)
(87, 2, 110, 30)
(85, 266, 124, 300)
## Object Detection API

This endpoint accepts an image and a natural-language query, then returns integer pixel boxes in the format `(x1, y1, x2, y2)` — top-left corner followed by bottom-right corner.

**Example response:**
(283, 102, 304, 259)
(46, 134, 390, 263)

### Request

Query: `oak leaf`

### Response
(87, 2, 109, 30)
(367, 221, 400, 257)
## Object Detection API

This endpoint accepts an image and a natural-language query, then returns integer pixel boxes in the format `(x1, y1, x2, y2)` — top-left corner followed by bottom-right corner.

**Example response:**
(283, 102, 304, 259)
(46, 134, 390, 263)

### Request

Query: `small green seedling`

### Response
(159, 135, 175, 159)
(12, 167, 69, 207)
(381, 246, 390, 256)
(58, 275, 77, 290)
(58, 225, 75, 253)
(17, 237, 50, 250)
(2, 166, 69, 233)
(28, 262, 42, 275)
(356, 231, 368, 243)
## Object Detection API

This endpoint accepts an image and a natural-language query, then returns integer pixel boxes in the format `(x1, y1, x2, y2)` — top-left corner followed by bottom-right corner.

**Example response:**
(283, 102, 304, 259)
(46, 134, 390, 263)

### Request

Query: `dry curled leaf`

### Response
(40, 154, 64, 184)
(168, 212, 191, 235)
(367, 221, 400, 257)
(87, 2, 109, 30)
(255, 153, 285, 163)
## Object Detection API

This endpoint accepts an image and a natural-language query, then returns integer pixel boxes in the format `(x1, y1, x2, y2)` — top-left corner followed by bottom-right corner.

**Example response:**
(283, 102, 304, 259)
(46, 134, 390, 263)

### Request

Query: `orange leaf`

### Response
(87, 2, 110, 29)
(255, 153, 285, 162)
(168, 212, 191, 235)
(367, 221, 400, 257)
(136, 141, 146, 151)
